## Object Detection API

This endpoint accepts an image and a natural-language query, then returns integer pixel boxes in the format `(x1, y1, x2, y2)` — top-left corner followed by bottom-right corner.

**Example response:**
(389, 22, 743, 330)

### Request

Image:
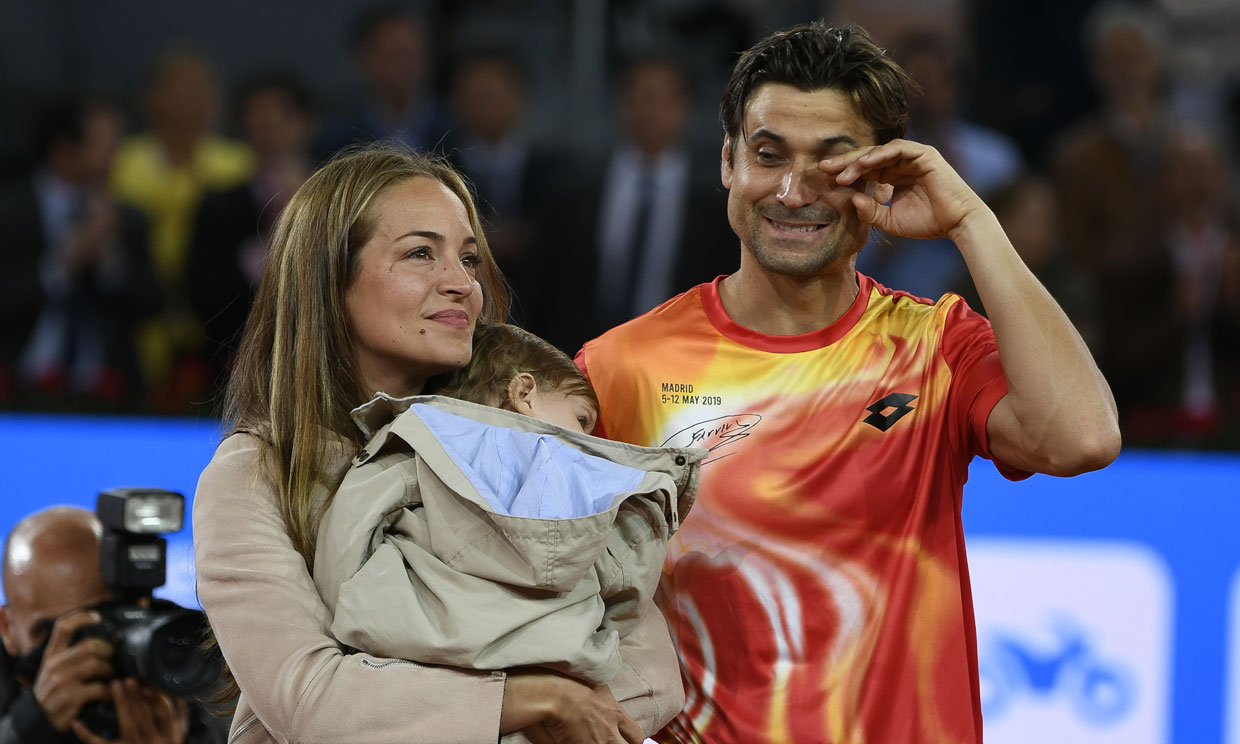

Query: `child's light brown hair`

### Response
(431, 323, 600, 414)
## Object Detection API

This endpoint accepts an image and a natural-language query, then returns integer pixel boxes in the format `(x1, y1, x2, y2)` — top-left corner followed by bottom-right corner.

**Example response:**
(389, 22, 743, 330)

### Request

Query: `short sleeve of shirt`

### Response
(940, 296, 1031, 481)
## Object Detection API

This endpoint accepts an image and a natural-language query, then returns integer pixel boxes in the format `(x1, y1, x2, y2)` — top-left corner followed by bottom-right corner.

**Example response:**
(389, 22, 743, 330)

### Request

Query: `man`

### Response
(187, 69, 317, 407)
(110, 50, 254, 412)
(443, 46, 560, 322)
(575, 22, 1120, 743)
(314, 4, 450, 162)
(0, 507, 224, 743)
(0, 97, 163, 408)
(856, 26, 1024, 300)
(531, 53, 735, 354)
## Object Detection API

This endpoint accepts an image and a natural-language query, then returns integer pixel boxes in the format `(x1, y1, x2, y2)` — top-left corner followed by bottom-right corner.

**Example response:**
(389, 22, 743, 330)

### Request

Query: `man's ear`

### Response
(505, 373, 538, 415)
(721, 135, 734, 190)
(0, 605, 19, 658)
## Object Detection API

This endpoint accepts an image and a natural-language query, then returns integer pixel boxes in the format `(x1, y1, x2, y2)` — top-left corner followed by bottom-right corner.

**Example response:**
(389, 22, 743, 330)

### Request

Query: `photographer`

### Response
(0, 506, 224, 744)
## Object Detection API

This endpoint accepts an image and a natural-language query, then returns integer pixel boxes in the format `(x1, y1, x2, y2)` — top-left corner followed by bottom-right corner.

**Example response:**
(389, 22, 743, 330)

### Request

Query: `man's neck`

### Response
(718, 264, 859, 336)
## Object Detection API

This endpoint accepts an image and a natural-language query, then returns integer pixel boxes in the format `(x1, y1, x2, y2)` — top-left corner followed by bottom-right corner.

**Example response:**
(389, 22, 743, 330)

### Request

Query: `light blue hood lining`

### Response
(412, 403, 646, 519)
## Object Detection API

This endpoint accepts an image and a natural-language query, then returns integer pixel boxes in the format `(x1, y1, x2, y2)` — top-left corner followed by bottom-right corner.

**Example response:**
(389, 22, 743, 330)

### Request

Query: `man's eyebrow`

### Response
(746, 128, 860, 149)
(29, 618, 53, 641)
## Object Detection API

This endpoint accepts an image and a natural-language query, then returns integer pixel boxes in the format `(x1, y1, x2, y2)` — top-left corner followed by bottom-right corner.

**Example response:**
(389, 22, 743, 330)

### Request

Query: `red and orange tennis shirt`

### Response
(576, 272, 1028, 744)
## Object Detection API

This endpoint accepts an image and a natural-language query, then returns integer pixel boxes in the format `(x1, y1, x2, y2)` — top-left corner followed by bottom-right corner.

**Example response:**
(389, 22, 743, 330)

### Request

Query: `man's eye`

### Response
(755, 150, 783, 165)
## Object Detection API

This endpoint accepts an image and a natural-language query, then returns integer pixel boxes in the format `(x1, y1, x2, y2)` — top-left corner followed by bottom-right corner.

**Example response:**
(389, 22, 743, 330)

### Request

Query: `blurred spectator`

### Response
(954, 175, 1100, 349)
(857, 26, 1023, 300)
(0, 59, 28, 185)
(111, 49, 255, 412)
(897, 28, 1023, 196)
(1050, 1, 1176, 435)
(970, 0, 1099, 164)
(0, 97, 162, 409)
(315, 4, 450, 161)
(187, 70, 316, 408)
(527, 53, 734, 353)
(1150, 125, 1240, 444)
(444, 46, 559, 323)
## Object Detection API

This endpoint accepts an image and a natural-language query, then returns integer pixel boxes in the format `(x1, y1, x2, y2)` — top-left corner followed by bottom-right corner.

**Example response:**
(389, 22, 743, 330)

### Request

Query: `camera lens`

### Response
(118, 603, 219, 697)
(144, 610, 218, 694)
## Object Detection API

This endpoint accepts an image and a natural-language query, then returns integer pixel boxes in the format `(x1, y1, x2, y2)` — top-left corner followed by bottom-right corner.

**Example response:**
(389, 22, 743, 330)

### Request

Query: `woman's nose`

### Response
(438, 258, 478, 295)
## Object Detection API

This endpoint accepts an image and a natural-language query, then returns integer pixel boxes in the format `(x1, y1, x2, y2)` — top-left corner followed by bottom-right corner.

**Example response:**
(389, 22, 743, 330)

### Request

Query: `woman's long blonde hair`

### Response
(222, 143, 510, 566)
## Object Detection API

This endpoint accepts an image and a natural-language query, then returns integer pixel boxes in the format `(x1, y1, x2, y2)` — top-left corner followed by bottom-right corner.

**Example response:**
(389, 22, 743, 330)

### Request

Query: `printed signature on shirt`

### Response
(661, 414, 761, 464)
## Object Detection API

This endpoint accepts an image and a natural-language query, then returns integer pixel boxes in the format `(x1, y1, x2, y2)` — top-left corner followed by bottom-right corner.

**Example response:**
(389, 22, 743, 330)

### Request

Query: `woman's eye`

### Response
(461, 253, 482, 269)
(404, 246, 431, 260)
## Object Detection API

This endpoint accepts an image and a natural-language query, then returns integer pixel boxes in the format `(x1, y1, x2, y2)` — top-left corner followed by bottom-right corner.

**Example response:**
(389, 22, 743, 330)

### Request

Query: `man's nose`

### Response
(776, 165, 824, 209)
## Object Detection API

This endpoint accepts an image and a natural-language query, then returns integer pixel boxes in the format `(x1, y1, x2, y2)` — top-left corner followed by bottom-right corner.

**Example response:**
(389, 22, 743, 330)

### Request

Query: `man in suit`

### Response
(443, 46, 561, 325)
(0, 97, 162, 408)
(528, 53, 736, 353)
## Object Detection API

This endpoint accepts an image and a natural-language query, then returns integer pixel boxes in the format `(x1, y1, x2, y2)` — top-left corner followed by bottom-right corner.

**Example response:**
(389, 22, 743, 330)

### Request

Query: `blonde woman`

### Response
(193, 144, 681, 743)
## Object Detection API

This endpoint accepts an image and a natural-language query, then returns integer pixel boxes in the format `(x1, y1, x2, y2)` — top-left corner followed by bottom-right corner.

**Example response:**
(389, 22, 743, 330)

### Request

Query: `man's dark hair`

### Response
(720, 21, 915, 159)
(349, 4, 422, 54)
(234, 68, 316, 117)
(615, 49, 693, 99)
(449, 44, 528, 91)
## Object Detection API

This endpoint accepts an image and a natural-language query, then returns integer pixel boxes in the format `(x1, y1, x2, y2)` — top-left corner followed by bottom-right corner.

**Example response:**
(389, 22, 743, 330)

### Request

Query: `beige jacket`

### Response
(314, 395, 703, 685)
(194, 421, 690, 743)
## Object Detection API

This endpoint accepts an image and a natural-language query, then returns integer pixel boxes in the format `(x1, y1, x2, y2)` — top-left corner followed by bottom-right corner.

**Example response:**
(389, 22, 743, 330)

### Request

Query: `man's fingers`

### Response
(44, 610, 103, 656)
(875, 182, 895, 204)
(851, 192, 885, 228)
(115, 679, 164, 742)
(71, 719, 109, 744)
(42, 641, 115, 683)
(146, 689, 186, 738)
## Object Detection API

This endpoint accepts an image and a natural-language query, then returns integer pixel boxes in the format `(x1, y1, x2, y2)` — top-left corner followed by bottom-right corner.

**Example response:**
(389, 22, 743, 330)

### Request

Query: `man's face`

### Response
(0, 544, 111, 656)
(362, 17, 426, 101)
(622, 63, 688, 156)
(453, 61, 524, 143)
(722, 83, 876, 278)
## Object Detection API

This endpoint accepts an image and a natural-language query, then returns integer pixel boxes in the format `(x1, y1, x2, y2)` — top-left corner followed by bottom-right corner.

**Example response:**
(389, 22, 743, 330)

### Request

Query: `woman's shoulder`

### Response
(207, 430, 268, 469)
(196, 432, 273, 508)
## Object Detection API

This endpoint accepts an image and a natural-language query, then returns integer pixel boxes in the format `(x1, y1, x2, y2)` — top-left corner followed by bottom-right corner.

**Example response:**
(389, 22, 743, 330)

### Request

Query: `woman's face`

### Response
(345, 177, 484, 398)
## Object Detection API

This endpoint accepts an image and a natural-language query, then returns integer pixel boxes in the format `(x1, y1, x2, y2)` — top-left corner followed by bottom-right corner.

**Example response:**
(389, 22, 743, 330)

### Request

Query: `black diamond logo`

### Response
(863, 393, 918, 431)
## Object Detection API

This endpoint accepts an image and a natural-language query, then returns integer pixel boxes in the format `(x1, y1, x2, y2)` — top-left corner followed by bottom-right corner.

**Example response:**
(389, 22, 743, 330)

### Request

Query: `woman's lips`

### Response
(428, 309, 470, 328)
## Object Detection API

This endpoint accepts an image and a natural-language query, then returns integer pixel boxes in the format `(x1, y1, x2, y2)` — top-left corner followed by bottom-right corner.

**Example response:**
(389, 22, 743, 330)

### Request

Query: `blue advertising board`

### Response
(0, 413, 1237, 742)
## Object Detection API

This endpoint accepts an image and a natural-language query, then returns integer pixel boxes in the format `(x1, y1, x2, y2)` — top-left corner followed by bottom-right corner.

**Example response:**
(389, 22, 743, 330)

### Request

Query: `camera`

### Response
(71, 488, 221, 739)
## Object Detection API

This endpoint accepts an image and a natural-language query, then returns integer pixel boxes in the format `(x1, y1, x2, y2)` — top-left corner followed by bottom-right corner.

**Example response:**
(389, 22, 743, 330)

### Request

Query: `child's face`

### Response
(526, 389, 597, 435)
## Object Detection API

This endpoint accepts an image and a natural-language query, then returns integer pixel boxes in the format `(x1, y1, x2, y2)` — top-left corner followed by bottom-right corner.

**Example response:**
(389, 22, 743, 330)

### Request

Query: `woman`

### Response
(192, 144, 682, 743)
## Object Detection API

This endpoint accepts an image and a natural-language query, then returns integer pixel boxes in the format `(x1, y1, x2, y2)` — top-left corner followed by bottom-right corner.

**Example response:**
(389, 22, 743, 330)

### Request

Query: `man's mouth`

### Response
(764, 217, 828, 234)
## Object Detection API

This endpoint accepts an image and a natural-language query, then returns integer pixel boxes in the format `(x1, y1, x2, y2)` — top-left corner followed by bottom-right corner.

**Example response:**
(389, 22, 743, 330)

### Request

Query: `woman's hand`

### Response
(500, 670, 644, 743)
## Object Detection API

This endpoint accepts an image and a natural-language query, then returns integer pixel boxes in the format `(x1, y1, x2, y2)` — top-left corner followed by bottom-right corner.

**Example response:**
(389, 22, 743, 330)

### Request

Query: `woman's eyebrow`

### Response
(395, 231, 478, 246)
(396, 230, 445, 242)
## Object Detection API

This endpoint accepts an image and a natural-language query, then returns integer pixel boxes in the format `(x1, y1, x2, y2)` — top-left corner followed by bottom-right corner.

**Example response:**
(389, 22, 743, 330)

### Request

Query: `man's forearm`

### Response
(950, 210, 1120, 474)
